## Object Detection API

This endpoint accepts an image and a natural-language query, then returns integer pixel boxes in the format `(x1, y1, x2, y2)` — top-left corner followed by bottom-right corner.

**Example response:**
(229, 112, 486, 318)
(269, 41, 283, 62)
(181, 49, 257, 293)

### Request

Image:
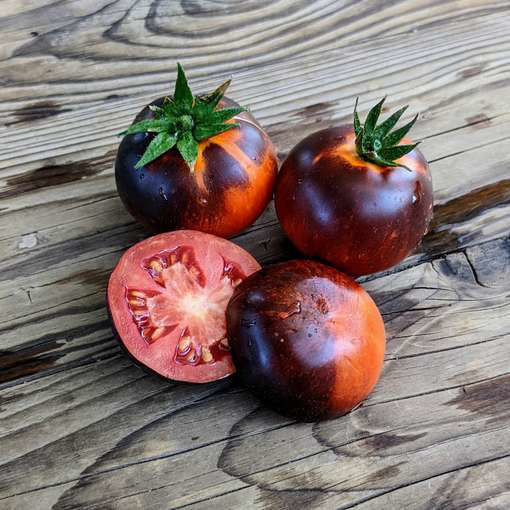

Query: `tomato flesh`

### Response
(108, 230, 260, 383)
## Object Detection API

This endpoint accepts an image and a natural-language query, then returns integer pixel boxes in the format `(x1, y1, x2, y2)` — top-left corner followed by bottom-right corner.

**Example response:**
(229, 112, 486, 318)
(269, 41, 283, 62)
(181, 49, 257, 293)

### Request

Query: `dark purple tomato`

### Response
(116, 96, 278, 238)
(226, 260, 386, 421)
(275, 125, 433, 276)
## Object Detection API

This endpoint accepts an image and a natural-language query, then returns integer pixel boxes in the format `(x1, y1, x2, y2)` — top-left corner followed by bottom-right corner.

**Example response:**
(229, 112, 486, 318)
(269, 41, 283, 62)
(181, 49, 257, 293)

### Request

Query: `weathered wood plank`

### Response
(2, 2, 510, 508)
(1, 235, 510, 508)
(0, 1, 506, 111)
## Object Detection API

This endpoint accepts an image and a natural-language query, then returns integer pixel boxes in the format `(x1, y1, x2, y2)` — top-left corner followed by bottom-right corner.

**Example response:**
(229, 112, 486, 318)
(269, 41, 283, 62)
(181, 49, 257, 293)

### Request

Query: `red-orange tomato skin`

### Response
(116, 98, 278, 238)
(226, 260, 386, 422)
(275, 125, 433, 276)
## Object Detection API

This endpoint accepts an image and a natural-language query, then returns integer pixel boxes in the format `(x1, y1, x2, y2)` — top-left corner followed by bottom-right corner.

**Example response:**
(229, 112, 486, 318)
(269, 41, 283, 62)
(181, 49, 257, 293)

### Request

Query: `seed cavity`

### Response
(223, 258, 246, 288)
(219, 338, 230, 351)
(125, 288, 171, 344)
(143, 246, 206, 288)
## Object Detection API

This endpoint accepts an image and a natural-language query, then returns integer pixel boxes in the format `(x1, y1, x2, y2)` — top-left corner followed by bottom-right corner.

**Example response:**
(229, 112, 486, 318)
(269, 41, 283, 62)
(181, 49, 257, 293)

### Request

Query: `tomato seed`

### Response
(151, 327, 165, 341)
(185, 349, 198, 364)
(129, 290, 146, 298)
(150, 260, 163, 273)
(178, 336, 192, 353)
(128, 298, 146, 306)
(202, 347, 213, 363)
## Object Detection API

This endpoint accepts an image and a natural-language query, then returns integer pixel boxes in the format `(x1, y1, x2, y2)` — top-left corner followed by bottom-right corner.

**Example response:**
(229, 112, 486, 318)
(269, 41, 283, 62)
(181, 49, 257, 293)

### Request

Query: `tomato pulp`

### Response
(108, 230, 260, 383)
(227, 260, 386, 421)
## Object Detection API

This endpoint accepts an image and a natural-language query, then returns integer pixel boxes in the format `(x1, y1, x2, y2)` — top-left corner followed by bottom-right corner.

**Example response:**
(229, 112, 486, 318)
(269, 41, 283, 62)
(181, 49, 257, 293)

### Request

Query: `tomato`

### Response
(275, 99, 433, 276)
(226, 260, 385, 421)
(115, 64, 278, 238)
(107, 230, 260, 383)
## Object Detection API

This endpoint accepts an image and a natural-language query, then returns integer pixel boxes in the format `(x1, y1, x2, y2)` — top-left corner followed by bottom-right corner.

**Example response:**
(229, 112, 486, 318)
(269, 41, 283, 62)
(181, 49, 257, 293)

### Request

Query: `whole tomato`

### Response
(227, 260, 385, 421)
(275, 98, 433, 276)
(116, 64, 278, 238)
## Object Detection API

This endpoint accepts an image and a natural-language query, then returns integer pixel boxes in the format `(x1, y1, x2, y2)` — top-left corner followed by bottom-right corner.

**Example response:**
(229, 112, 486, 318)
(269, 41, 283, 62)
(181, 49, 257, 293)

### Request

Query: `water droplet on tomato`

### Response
(159, 187, 168, 201)
(413, 181, 422, 205)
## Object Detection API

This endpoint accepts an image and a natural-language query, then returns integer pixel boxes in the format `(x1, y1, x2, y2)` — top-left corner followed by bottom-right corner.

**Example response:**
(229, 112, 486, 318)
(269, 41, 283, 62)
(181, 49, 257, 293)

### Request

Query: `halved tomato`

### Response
(107, 230, 260, 383)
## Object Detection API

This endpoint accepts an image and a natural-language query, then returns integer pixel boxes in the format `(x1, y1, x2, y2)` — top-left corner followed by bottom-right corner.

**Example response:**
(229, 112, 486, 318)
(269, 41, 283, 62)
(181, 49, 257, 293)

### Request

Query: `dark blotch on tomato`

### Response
(275, 125, 433, 276)
(226, 260, 386, 421)
(116, 97, 278, 238)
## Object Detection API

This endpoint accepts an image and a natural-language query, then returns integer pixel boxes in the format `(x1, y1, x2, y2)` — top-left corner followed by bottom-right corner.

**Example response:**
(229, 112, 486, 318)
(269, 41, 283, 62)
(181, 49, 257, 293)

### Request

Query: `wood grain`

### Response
(1, 1, 510, 508)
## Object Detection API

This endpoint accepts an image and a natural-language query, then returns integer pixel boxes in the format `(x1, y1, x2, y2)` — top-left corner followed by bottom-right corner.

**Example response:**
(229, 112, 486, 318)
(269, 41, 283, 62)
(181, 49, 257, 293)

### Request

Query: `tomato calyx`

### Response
(120, 63, 247, 171)
(353, 97, 420, 171)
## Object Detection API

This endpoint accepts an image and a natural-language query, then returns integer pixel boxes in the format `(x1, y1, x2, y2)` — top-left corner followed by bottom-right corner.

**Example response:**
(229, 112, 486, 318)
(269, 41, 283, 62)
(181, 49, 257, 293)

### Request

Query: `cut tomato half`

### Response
(107, 230, 260, 383)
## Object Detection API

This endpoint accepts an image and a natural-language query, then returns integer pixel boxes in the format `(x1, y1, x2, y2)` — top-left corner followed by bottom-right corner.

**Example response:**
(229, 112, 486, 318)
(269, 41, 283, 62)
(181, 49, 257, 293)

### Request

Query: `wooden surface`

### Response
(2, 1, 510, 508)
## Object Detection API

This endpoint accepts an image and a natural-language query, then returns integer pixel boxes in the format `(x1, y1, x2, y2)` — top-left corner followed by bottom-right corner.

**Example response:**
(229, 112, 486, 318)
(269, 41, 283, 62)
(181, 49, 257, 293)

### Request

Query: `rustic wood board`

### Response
(1, 1, 510, 509)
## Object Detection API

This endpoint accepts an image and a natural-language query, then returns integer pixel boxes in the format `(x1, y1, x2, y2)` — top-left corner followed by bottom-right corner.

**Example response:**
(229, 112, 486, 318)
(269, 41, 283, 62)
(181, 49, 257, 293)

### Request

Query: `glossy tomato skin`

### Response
(226, 260, 385, 421)
(116, 97, 278, 238)
(275, 125, 433, 276)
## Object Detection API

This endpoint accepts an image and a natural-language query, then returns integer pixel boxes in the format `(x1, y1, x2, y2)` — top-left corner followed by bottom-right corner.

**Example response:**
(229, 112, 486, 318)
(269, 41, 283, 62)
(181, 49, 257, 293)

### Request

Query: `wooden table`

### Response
(2, 2, 510, 509)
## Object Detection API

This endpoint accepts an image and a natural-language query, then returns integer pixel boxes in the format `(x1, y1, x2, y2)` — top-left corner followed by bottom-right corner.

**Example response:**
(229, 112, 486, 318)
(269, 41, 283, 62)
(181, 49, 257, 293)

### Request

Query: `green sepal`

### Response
(162, 98, 184, 118)
(209, 107, 245, 124)
(199, 79, 231, 110)
(383, 114, 419, 146)
(176, 131, 199, 169)
(194, 123, 239, 141)
(372, 105, 408, 139)
(134, 132, 177, 169)
(378, 143, 419, 161)
(353, 97, 420, 172)
(364, 97, 386, 135)
(173, 63, 194, 111)
(121, 119, 173, 136)
(353, 98, 362, 136)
